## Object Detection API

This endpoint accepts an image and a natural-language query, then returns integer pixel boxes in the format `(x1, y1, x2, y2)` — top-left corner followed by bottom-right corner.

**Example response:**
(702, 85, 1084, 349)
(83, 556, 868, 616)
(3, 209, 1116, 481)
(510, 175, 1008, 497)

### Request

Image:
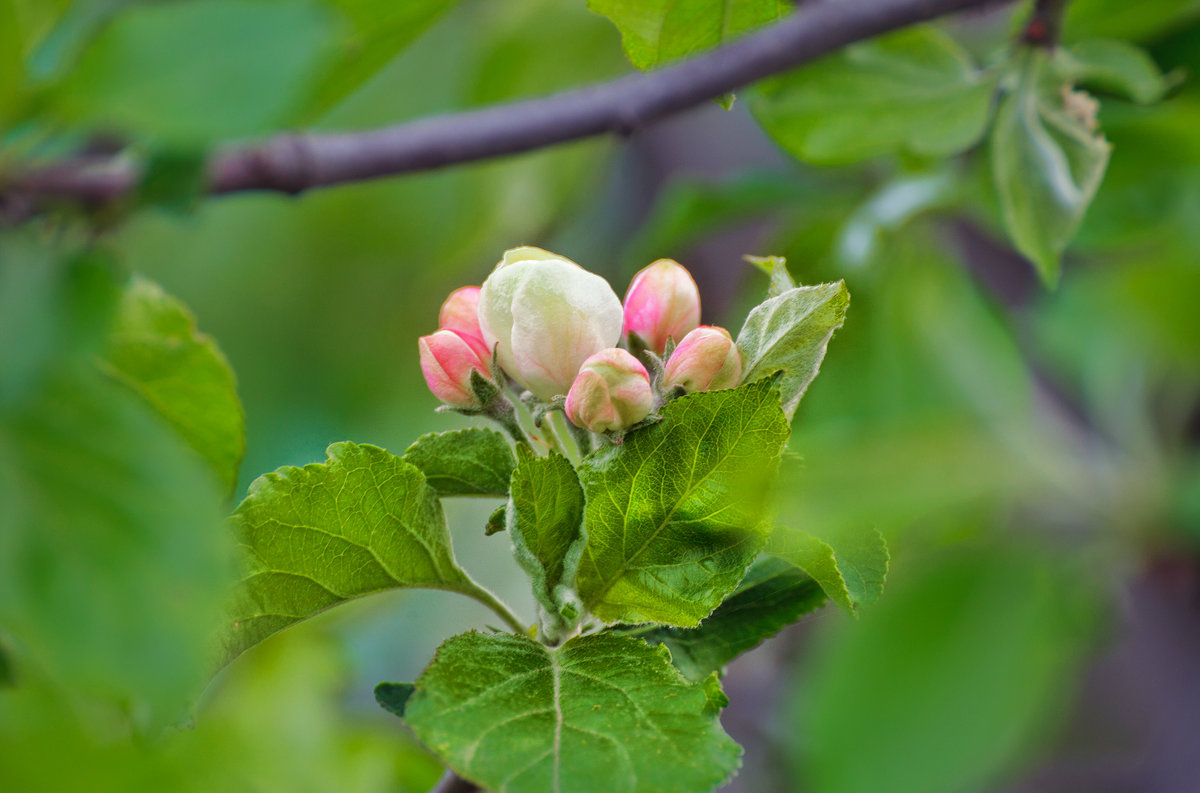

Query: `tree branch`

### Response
(430, 770, 479, 793)
(1022, 0, 1071, 48)
(2, 0, 1008, 211)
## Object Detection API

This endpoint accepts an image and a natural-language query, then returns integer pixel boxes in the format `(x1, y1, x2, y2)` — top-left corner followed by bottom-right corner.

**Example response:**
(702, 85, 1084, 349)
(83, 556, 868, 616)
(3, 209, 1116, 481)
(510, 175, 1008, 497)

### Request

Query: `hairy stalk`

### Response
(454, 579, 528, 635)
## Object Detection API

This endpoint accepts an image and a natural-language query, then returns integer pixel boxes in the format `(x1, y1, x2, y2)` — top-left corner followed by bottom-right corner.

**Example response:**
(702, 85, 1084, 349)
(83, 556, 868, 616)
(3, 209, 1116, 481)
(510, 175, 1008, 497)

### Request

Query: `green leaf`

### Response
(374, 681, 416, 718)
(638, 557, 826, 681)
(0, 0, 22, 123)
(225, 441, 483, 661)
(135, 148, 210, 213)
(0, 641, 14, 688)
(991, 50, 1112, 285)
(507, 448, 586, 633)
(767, 527, 889, 613)
(577, 378, 790, 626)
(795, 547, 1097, 793)
(1064, 0, 1200, 43)
(100, 277, 245, 493)
(744, 254, 795, 298)
(403, 428, 516, 497)
(52, 0, 340, 141)
(1060, 39, 1171, 105)
(752, 26, 997, 165)
(589, 0, 787, 71)
(486, 504, 507, 536)
(735, 281, 849, 420)
(400, 631, 741, 793)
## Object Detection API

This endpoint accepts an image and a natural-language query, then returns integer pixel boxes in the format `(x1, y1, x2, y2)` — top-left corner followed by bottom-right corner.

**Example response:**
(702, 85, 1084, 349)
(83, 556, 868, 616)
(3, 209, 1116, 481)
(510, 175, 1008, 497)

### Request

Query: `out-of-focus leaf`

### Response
(1060, 39, 1171, 105)
(576, 378, 790, 626)
(403, 428, 515, 497)
(1065, 0, 1200, 43)
(374, 681, 416, 718)
(768, 527, 888, 613)
(0, 1, 22, 121)
(753, 26, 997, 165)
(135, 148, 209, 213)
(639, 557, 826, 681)
(225, 441, 491, 661)
(833, 171, 957, 269)
(589, 0, 787, 70)
(52, 0, 341, 141)
(736, 281, 849, 420)
(399, 631, 741, 793)
(991, 50, 1111, 285)
(101, 277, 245, 493)
(794, 547, 1097, 793)
(0, 641, 13, 687)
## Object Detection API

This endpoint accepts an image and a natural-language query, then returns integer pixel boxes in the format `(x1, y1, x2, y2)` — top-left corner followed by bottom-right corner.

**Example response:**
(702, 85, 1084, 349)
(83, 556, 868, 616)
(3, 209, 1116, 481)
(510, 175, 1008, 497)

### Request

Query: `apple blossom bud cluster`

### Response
(418, 246, 744, 436)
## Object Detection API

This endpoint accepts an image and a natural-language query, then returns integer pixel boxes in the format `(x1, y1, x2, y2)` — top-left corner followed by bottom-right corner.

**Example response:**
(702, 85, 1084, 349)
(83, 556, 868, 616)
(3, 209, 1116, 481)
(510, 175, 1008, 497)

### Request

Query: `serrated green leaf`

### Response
(225, 441, 486, 661)
(1060, 39, 1170, 105)
(752, 26, 997, 165)
(403, 428, 516, 497)
(401, 631, 741, 793)
(100, 277, 245, 493)
(577, 378, 790, 626)
(508, 448, 586, 634)
(589, 0, 787, 71)
(744, 254, 795, 298)
(767, 527, 889, 613)
(735, 281, 849, 420)
(992, 50, 1112, 285)
(638, 557, 826, 681)
(374, 681, 415, 718)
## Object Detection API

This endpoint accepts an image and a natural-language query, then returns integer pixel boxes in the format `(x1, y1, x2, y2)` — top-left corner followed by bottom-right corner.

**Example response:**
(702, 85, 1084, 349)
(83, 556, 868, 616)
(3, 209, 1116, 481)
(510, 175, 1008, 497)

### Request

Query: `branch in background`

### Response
(430, 770, 479, 793)
(1022, 0, 1071, 48)
(1, 0, 1008, 212)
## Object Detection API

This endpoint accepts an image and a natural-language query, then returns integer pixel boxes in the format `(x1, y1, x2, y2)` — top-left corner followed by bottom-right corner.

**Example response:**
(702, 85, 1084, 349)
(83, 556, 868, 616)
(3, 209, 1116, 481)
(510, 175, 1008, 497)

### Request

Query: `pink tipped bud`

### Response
(623, 259, 701, 354)
(565, 348, 653, 434)
(438, 286, 484, 345)
(662, 326, 742, 393)
(418, 329, 494, 408)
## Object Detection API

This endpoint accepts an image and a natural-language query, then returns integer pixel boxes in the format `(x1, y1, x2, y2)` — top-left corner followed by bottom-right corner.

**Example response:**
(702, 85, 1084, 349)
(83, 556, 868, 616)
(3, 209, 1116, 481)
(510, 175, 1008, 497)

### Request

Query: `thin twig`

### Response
(1022, 0, 1070, 48)
(430, 769, 479, 793)
(2, 0, 1008, 211)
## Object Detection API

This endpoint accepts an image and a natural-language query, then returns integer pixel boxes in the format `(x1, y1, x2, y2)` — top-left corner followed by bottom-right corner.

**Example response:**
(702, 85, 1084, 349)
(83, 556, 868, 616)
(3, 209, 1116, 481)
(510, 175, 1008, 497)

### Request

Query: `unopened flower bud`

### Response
(479, 246, 623, 401)
(565, 348, 653, 434)
(438, 286, 485, 346)
(623, 259, 701, 354)
(418, 329, 494, 408)
(662, 326, 742, 393)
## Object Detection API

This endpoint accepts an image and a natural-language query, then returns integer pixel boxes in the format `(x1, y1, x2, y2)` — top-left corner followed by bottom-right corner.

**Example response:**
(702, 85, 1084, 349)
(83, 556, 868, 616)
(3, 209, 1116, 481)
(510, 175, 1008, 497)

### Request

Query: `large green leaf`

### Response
(992, 50, 1112, 285)
(589, 0, 786, 71)
(225, 441, 491, 660)
(398, 631, 741, 793)
(735, 281, 849, 420)
(101, 278, 245, 493)
(507, 448, 586, 635)
(403, 428, 515, 497)
(638, 557, 826, 681)
(752, 26, 997, 165)
(768, 527, 889, 613)
(576, 378, 790, 626)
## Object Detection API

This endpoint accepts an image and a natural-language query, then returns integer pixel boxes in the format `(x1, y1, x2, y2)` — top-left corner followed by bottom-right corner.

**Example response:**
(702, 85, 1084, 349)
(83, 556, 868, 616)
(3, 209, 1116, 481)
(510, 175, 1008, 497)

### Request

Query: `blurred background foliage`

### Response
(2, 0, 1199, 791)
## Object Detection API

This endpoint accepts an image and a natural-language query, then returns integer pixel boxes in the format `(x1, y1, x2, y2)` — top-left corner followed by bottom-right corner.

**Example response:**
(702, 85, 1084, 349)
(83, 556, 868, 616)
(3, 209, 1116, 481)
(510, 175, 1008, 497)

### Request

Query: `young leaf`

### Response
(485, 504, 507, 536)
(991, 50, 1112, 285)
(767, 527, 889, 613)
(374, 681, 416, 718)
(400, 631, 741, 793)
(638, 557, 826, 681)
(101, 277, 245, 493)
(744, 254, 796, 298)
(752, 26, 997, 165)
(507, 448, 586, 632)
(589, 0, 787, 71)
(1060, 39, 1171, 105)
(403, 428, 515, 497)
(736, 281, 849, 420)
(577, 378, 790, 626)
(225, 442, 483, 660)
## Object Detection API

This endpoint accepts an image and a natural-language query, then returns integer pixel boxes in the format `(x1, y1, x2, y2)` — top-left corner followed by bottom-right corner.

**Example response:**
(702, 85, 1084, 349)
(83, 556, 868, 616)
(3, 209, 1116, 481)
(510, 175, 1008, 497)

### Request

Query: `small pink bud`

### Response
(662, 326, 742, 393)
(418, 329, 494, 408)
(438, 286, 484, 346)
(623, 259, 701, 354)
(565, 348, 653, 434)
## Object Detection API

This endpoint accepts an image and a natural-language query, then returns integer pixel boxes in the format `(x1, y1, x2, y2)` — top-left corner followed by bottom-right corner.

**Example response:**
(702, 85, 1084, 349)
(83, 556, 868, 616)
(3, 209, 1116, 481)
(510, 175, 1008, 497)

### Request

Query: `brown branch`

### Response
(430, 770, 479, 793)
(2, 0, 1009, 211)
(1022, 0, 1070, 48)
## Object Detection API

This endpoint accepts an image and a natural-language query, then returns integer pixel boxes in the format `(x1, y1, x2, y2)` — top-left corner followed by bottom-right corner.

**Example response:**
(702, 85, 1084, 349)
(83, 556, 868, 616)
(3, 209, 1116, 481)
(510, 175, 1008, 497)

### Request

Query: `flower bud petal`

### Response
(565, 348, 653, 434)
(662, 326, 742, 393)
(479, 247, 623, 400)
(418, 329, 494, 408)
(438, 286, 484, 345)
(623, 259, 701, 354)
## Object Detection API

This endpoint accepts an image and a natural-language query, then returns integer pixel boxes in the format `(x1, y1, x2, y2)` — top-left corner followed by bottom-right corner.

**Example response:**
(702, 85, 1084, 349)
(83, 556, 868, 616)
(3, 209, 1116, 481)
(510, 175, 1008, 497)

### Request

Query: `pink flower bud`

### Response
(662, 326, 742, 393)
(622, 259, 701, 354)
(565, 348, 653, 434)
(418, 329, 494, 408)
(438, 286, 484, 346)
